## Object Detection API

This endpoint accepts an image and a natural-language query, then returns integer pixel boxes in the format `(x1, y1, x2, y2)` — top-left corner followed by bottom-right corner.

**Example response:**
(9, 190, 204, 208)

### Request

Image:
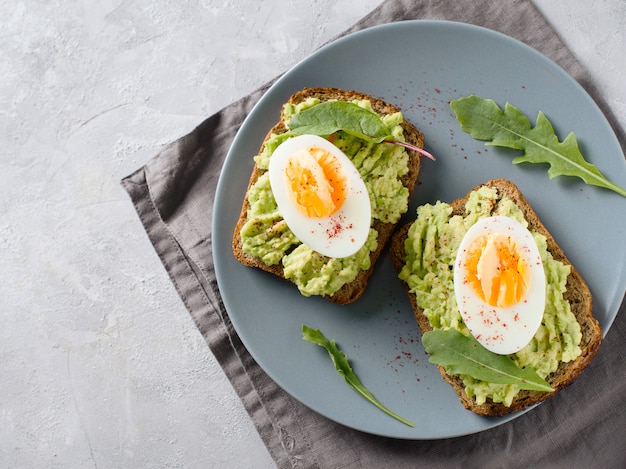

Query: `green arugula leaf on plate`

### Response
(302, 325, 415, 427)
(422, 328, 554, 392)
(450, 95, 626, 198)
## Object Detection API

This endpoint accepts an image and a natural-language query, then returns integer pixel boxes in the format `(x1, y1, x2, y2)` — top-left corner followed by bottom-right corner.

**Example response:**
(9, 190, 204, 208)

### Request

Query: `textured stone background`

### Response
(1, 1, 623, 467)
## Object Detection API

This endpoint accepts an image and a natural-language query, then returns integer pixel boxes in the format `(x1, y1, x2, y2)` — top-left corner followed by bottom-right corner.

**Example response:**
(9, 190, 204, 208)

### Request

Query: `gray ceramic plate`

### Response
(213, 21, 626, 439)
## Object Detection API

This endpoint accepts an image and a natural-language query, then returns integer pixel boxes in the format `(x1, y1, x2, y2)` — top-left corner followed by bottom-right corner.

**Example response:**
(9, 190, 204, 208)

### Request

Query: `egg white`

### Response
(268, 134, 371, 258)
(453, 216, 546, 355)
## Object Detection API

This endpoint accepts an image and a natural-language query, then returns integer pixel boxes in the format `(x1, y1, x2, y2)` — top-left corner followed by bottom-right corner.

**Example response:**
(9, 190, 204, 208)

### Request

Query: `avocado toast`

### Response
(232, 87, 425, 304)
(390, 178, 603, 416)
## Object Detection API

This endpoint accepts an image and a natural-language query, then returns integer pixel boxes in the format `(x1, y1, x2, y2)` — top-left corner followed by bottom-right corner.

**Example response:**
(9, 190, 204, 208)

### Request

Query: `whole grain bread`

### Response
(389, 178, 603, 416)
(232, 87, 425, 304)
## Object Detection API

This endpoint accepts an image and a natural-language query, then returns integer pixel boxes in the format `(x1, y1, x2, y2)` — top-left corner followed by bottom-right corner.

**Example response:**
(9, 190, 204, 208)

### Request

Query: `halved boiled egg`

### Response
(268, 134, 371, 258)
(453, 216, 546, 355)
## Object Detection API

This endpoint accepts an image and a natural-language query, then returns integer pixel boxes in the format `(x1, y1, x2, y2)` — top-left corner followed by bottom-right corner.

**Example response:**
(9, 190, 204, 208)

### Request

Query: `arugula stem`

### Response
(385, 140, 436, 161)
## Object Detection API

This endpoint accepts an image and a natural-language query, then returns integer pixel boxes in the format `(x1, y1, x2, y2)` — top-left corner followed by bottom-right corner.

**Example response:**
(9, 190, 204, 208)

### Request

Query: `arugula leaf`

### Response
(302, 325, 415, 427)
(450, 95, 626, 198)
(289, 101, 391, 142)
(422, 328, 554, 392)
(288, 101, 435, 160)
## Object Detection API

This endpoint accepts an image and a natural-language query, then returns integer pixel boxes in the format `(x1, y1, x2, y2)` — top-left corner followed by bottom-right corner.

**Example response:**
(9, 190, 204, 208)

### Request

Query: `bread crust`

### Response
(232, 87, 425, 304)
(389, 178, 603, 416)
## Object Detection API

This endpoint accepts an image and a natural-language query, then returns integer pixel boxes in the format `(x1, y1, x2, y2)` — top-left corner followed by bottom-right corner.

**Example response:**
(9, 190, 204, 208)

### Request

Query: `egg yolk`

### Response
(465, 232, 530, 308)
(284, 146, 348, 218)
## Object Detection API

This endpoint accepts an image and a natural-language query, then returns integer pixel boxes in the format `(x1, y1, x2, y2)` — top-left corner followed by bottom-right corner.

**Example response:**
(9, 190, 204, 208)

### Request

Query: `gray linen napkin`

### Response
(121, 0, 626, 467)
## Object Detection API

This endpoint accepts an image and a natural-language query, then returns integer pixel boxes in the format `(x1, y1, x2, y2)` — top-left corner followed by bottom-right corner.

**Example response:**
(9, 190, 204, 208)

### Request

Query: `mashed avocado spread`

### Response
(398, 186, 583, 406)
(240, 98, 410, 297)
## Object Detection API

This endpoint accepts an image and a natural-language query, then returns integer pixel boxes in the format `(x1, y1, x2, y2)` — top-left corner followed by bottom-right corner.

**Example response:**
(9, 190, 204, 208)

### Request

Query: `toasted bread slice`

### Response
(232, 87, 425, 304)
(389, 178, 603, 416)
